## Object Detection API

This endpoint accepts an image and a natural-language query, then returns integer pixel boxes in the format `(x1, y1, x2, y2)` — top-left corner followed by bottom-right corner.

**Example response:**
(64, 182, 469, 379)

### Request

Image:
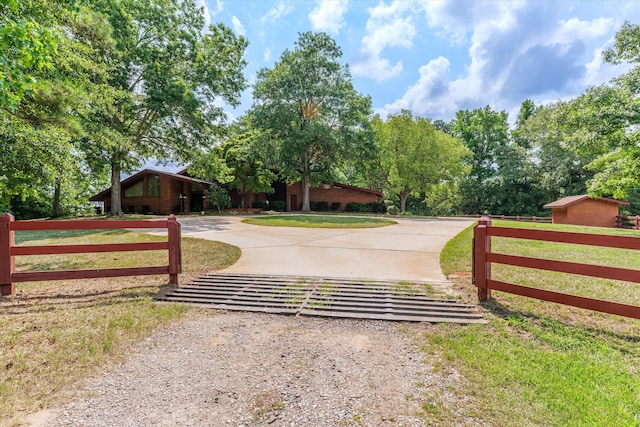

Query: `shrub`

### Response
(387, 205, 400, 215)
(252, 200, 268, 209)
(10, 196, 50, 219)
(330, 202, 341, 211)
(316, 201, 329, 211)
(345, 201, 385, 213)
(367, 201, 386, 213)
(207, 185, 231, 212)
(270, 200, 286, 211)
(309, 201, 317, 211)
(345, 202, 361, 212)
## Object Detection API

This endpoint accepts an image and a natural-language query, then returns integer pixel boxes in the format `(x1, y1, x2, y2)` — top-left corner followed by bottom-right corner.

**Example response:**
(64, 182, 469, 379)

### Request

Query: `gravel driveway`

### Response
(42, 313, 458, 426)
(34, 217, 474, 426)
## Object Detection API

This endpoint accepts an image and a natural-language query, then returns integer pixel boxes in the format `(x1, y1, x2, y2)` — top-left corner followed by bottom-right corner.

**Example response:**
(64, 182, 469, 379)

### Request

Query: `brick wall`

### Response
(286, 183, 380, 211)
(102, 175, 189, 215)
(552, 199, 621, 228)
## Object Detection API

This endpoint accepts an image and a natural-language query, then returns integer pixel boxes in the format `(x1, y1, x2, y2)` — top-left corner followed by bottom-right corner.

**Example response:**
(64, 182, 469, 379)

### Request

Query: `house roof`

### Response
(89, 169, 213, 201)
(330, 182, 383, 197)
(543, 195, 629, 209)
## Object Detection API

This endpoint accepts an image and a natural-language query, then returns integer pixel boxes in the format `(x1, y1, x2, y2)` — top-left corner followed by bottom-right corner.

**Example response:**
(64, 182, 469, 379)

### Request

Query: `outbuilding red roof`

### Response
(543, 195, 629, 209)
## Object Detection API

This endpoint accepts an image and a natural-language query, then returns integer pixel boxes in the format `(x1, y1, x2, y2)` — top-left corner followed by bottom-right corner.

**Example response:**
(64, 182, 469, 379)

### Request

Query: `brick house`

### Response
(90, 169, 213, 214)
(284, 182, 382, 211)
(91, 168, 382, 214)
(229, 180, 382, 211)
(543, 195, 629, 228)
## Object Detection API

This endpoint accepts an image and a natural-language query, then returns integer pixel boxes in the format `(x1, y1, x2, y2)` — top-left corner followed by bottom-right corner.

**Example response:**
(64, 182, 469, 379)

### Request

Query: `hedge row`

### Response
(345, 202, 386, 213)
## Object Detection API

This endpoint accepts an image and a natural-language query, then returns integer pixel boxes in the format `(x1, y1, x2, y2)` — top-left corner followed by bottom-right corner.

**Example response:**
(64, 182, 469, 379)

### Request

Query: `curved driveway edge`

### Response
(177, 216, 475, 286)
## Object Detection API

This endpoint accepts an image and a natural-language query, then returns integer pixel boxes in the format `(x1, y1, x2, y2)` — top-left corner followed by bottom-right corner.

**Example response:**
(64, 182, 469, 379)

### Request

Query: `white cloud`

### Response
(583, 40, 633, 87)
(309, 0, 349, 35)
(261, 1, 295, 23)
(552, 17, 612, 46)
(263, 48, 272, 62)
(231, 16, 245, 36)
(195, 0, 214, 28)
(383, 1, 629, 120)
(352, 1, 417, 81)
(421, 0, 525, 46)
(378, 57, 458, 118)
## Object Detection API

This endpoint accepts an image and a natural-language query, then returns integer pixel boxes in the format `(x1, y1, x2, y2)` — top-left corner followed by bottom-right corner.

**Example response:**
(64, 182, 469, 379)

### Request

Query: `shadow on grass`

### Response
(15, 229, 129, 244)
(479, 297, 640, 351)
(0, 284, 172, 316)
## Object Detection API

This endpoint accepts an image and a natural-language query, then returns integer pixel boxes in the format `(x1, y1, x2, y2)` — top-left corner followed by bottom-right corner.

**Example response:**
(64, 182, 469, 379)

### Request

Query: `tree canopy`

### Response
(83, 0, 248, 215)
(373, 110, 469, 213)
(188, 116, 277, 208)
(252, 31, 373, 211)
(3, 14, 640, 219)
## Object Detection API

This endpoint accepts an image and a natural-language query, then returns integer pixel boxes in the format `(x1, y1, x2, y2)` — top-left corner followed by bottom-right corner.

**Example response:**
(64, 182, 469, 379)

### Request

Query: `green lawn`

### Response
(242, 214, 396, 228)
(421, 220, 640, 426)
(1, 228, 240, 426)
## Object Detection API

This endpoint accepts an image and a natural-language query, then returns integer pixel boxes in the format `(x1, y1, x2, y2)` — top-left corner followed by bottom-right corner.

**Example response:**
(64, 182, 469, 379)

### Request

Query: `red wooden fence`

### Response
(473, 217, 640, 319)
(616, 215, 640, 230)
(454, 214, 552, 223)
(0, 213, 181, 296)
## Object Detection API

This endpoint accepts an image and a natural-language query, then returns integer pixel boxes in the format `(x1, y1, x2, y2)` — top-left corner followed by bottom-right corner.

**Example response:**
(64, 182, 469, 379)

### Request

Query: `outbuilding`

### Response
(543, 195, 629, 228)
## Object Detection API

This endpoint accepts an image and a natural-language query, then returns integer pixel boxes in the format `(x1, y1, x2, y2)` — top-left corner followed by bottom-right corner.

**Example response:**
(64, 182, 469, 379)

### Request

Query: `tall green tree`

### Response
(515, 102, 591, 205)
(252, 32, 373, 211)
(84, 0, 247, 215)
(576, 21, 640, 200)
(452, 106, 509, 214)
(0, 0, 110, 217)
(189, 116, 277, 208)
(0, 0, 57, 110)
(373, 110, 470, 213)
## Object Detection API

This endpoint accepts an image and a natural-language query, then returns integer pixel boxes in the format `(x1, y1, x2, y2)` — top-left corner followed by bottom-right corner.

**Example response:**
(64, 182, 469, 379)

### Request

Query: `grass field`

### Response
(421, 220, 640, 426)
(242, 214, 396, 228)
(1, 227, 240, 426)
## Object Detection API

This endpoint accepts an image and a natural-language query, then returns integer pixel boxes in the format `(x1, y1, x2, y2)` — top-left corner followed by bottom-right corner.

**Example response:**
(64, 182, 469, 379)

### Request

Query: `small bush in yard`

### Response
(316, 201, 329, 211)
(270, 200, 286, 211)
(387, 205, 400, 215)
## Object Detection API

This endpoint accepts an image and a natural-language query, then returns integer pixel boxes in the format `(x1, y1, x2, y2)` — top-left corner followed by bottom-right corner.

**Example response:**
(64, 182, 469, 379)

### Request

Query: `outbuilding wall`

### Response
(552, 199, 620, 228)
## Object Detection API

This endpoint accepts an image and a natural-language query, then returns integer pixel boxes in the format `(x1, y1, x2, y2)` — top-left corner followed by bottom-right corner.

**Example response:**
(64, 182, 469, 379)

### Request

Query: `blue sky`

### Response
(198, 0, 639, 124)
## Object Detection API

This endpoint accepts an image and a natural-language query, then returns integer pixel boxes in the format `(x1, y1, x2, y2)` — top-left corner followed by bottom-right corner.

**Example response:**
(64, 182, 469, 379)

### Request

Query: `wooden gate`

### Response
(0, 213, 181, 296)
(473, 217, 640, 319)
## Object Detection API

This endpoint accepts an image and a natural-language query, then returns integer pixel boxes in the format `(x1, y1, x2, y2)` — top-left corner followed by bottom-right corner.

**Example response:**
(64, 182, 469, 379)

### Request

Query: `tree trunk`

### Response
(52, 176, 63, 218)
(301, 175, 310, 212)
(240, 185, 246, 208)
(399, 186, 411, 214)
(110, 162, 123, 216)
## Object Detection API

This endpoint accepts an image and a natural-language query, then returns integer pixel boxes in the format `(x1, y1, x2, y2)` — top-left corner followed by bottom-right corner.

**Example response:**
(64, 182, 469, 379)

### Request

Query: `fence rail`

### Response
(472, 217, 640, 320)
(616, 215, 640, 230)
(0, 213, 181, 296)
(453, 214, 552, 223)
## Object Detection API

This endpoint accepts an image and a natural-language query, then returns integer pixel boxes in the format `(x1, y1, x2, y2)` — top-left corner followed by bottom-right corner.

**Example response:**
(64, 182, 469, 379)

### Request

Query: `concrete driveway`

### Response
(176, 216, 474, 285)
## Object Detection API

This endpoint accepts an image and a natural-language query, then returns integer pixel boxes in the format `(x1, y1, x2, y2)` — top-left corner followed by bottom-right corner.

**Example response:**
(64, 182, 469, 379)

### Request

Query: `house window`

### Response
(190, 183, 203, 192)
(124, 180, 143, 197)
(147, 175, 160, 197)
